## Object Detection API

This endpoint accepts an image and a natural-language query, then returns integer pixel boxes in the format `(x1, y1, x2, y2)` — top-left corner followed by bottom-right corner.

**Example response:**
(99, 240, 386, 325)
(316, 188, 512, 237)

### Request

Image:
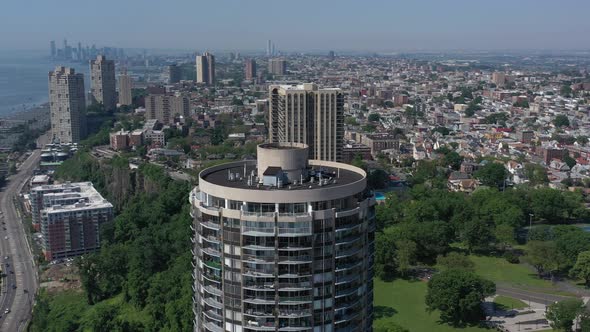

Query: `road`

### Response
(497, 285, 573, 306)
(0, 145, 44, 331)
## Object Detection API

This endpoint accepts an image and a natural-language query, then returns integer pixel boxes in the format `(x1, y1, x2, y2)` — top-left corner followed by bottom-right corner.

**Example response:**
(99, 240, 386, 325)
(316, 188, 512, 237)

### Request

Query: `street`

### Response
(0, 143, 44, 331)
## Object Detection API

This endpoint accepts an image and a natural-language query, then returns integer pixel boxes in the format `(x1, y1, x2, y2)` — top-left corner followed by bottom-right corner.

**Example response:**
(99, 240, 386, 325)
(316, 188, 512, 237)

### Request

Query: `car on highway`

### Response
(4, 309, 9, 314)
(3, 256, 8, 260)
(11, 285, 16, 290)
(4, 236, 7, 240)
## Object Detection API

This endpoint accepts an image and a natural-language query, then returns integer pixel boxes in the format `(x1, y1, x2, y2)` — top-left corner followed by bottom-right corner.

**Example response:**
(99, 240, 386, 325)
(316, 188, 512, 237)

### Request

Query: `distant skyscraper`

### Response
(90, 55, 117, 111)
(268, 58, 287, 75)
(267, 39, 272, 56)
(196, 52, 215, 85)
(328, 50, 335, 60)
(244, 58, 257, 80)
(168, 64, 182, 84)
(50, 41, 56, 58)
(77, 42, 83, 61)
(49, 66, 86, 143)
(118, 71, 132, 106)
(269, 83, 344, 161)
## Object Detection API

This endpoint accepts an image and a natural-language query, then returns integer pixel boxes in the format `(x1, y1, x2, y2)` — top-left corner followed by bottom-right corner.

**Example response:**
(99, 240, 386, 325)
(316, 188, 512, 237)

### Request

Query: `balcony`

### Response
(202, 235, 219, 244)
(277, 227, 312, 237)
(202, 246, 221, 257)
(203, 296, 223, 309)
(203, 285, 222, 296)
(204, 309, 223, 322)
(201, 220, 220, 231)
(203, 321, 223, 332)
(204, 260, 222, 270)
(243, 282, 275, 291)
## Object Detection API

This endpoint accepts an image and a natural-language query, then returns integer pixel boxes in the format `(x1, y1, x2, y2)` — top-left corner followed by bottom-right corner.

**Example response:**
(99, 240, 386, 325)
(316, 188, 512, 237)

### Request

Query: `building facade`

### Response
(49, 66, 86, 143)
(244, 59, 257, 81)
(196, 52, 216, 85)
(268, 58, 287, 75)
(30, 182, 113, 261)
(190, 143, 375, 332)
(145, 93, 190, 125)
(118, 71, 132, 106)
(90, 55, 117, 111)
(169, 64, 182, 84)
(269, 83, 344, 162)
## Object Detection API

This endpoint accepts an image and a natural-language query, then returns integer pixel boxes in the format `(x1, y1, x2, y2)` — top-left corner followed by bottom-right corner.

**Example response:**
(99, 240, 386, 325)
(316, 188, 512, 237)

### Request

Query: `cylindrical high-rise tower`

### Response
(190, 143, 376, 332)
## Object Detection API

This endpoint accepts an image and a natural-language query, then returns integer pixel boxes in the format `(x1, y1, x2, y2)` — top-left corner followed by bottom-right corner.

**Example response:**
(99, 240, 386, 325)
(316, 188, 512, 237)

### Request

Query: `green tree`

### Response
(368, 113, 381, 122)
(564, 155, 577, 169)
(375, 231, 397, 280)
(554, 114, 570, 127)
(395, 239, 417, 277)
(495, 224, 516, 250)
(443, 152, 463, 170)
(570, 251, 590, 287)
(461, 219, 495, 252)
(425, 270, 495, 326)
(475, 162, 508, 188)
(576, 135, 589, 146)
(526, 241, 567, 279)
(436, 252, 475, 272)
(546, 299, 585, 332)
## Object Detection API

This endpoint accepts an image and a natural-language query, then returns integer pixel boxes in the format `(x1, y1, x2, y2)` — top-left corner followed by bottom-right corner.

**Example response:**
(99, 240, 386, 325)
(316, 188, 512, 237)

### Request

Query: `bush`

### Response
(504, 251, 520, 264)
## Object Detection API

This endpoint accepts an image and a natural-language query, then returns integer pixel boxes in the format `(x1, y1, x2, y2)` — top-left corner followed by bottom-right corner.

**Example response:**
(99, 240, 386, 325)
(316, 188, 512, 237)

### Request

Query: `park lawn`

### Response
(373, 278, 490, 332)
(493, 296, 528, 310)
(470, 255, 555, 289)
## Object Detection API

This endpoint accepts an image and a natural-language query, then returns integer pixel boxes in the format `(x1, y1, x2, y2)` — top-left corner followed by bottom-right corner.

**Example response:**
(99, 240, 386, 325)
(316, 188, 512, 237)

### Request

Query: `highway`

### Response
(0, 145, 43, 331)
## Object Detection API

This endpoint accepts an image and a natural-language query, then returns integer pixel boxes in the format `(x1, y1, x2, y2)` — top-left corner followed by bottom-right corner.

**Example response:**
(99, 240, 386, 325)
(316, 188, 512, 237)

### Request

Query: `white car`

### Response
(4, 309, 9, 314)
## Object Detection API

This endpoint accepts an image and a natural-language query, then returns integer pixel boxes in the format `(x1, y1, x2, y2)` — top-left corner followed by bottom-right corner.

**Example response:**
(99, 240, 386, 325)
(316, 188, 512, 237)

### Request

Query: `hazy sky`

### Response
(1, 0, 589, 52)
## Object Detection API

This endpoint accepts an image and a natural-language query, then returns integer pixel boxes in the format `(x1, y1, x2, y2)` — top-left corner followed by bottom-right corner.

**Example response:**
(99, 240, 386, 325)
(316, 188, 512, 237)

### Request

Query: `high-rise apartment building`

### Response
(196, 52, 215, 85)
(492, 72, 506, 87)
(30, 182, 113, 261)
(118, 71, 132, 106)
(268, 58, 287, 75)
(145, 93, 190, 125)
(90, 55, 117, 111)
(190, 142, 375, 332)
(244, 59, 257, 80)
(49, 66, 86, 143)
(269, 83, 344, 162)
(267, 39, 272, 56)
(169, 64, 182, 84)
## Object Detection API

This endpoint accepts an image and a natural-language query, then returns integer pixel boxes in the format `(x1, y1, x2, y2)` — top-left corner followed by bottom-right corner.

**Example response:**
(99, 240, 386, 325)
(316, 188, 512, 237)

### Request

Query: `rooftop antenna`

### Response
(243, 164, 247, 178)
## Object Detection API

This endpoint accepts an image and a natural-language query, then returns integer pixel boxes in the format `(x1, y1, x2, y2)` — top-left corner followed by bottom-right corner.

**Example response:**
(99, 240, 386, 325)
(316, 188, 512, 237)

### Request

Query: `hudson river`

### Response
(0, 50, 90, 117)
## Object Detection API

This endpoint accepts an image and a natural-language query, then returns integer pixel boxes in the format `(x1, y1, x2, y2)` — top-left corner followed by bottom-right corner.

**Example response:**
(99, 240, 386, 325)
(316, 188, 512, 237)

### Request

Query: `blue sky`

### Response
(1, 0, 588, 51)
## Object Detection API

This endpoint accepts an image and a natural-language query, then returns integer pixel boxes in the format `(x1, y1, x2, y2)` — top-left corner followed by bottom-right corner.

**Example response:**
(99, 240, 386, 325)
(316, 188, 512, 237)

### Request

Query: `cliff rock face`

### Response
(105, 163, 136, 211)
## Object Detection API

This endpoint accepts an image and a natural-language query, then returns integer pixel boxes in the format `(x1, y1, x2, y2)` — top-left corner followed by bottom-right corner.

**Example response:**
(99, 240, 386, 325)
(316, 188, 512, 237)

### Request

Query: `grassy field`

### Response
(493, 296, 528, 310)
(373, 278, 490, 332)
(470, 255, 555, 289)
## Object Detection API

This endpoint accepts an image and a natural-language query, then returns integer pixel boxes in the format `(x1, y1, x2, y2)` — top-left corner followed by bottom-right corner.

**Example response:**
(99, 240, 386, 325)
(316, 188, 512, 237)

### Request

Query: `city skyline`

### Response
(2, 0, 590, 51)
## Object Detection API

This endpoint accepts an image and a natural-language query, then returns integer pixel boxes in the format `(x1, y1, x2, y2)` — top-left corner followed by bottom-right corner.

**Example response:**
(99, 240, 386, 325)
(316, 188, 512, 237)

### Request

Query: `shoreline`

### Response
(0, 103, 50, 122)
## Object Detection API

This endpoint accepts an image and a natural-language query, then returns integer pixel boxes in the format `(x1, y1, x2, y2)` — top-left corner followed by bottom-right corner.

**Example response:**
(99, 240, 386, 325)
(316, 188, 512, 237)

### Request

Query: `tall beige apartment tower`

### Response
(195, 52, 215, 85)
(269, 83, 344, 162)
(118, 71, 132, 106)
(268, 58, 287, 75)
(49, 66, 86, 143)
(90, 55, 117, 111)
